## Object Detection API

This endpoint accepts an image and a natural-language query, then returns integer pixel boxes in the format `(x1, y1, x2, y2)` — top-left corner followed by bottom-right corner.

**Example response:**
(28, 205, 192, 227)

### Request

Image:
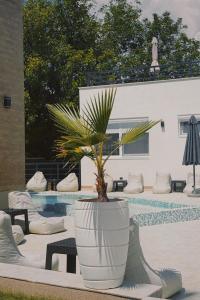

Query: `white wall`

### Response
(79, 77, 200, 187)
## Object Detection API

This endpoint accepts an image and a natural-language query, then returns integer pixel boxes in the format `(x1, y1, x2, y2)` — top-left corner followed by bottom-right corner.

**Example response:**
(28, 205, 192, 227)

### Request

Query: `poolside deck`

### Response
(1, 191, 200, 299)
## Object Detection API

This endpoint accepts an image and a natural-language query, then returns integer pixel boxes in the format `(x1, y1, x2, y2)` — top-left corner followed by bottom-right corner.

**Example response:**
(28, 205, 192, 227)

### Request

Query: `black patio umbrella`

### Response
(182, 115, 200, 191)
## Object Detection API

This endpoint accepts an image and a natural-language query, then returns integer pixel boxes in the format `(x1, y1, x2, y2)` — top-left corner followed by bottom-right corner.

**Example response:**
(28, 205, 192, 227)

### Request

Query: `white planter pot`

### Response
(75, 199, 129, 289)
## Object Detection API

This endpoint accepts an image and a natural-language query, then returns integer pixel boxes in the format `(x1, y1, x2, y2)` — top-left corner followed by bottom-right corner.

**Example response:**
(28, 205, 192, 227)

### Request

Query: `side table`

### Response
(113, 180, 127, 192)
(3, 208, 29, 234)
(171, 180, 186, 192)
(45, 238, 77, 273)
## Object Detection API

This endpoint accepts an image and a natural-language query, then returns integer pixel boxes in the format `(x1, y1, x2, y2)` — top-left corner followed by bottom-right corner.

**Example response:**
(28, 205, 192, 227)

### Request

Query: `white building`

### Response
(79, 77, 200, 189)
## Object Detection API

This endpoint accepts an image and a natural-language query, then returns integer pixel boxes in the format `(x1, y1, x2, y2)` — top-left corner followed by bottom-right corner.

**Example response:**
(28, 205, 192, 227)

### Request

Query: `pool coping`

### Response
(0, 263, 162, 300)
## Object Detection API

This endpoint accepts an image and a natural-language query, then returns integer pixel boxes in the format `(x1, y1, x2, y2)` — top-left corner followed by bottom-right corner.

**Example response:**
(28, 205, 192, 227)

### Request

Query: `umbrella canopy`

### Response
(182, 115, 200, 190)
(150, 37, 160, 73)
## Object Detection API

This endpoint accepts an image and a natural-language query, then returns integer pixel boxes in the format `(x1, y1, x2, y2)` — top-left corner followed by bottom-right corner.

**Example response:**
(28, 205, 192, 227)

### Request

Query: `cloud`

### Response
(95, 0, 200, 38)
(141, 0, 200, 38)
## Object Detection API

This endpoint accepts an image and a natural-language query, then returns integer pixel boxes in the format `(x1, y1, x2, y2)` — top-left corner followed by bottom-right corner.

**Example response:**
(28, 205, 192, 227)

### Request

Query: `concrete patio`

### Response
(0, 191, 200, 299)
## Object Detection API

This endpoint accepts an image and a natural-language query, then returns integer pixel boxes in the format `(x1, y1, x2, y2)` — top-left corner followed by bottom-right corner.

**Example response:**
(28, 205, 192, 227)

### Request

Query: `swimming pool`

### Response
(30, 192, 194, 226)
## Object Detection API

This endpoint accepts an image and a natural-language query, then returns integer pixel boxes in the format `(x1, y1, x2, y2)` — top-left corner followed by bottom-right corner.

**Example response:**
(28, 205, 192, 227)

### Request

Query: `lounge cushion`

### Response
(26, 171, 47, 192)
(152, 172, 171, 194)
(125, 219, 182, 298)
(12, 225, 24, 245)
(183, 172, 200, 194)
(56, 173, 78, 192)
(29, 218, 65, 234)
(0, 211, 58, 270)
(124, 173, 143, 194)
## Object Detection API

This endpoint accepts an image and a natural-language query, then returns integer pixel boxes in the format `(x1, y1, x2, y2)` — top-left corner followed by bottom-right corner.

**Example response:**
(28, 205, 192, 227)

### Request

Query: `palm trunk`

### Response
(96, 167, 109, 202)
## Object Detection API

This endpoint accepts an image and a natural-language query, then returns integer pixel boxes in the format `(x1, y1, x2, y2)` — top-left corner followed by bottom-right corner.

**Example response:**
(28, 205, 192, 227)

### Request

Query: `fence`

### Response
(86, 60, 200, 86)
(25, 159, 81, 189)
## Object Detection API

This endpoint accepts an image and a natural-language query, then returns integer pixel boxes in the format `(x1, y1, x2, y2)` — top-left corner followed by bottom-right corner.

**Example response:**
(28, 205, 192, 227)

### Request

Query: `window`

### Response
(103, 133, 120, 156)
(123, 134, 149, 155)
(103, 118, 149, 157)
(179, 115, 200, 136)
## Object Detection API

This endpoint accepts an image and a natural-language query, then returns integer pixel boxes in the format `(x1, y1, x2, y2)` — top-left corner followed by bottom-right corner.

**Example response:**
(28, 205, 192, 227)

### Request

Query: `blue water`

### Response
(30, 193, 192, 226)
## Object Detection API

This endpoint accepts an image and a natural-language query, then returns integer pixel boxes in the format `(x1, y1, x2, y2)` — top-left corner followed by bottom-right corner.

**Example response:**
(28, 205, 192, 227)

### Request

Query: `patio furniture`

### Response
(47, 179, 58, 191)
(29, 218, 65, 235)
(183, 173, 200, 194)
(124, 173, 143, 194)
(0, 211, 58, 270)
(171, 180, 186, 192)
(125, 218, 182, 298)
(46, 238, 77, 273)
(113, 179, 127, 192)
(3, 208, 29, 234)
(12, 225, 24, 245)
(56, 173, 78, 192)
(26, 171, 47, 192)
(152, 172, 171, 194)
(8, 191, 65, 234)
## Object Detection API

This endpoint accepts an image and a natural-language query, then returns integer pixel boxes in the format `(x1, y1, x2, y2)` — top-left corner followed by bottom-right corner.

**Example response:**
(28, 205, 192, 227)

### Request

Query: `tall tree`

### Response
(144, 12, 200, 65)
(24, 0, 200, 158)
(24, 0, 98, 158)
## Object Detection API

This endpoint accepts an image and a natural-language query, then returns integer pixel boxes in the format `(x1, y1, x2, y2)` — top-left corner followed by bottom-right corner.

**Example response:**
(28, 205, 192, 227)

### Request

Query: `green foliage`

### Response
(24, 0, 200, 158)
(144, 12, 200, 65)
(24, 0, 98, 158)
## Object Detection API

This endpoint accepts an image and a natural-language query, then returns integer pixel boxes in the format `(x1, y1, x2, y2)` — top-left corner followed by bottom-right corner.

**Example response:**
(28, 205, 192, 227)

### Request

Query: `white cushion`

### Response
(183, 173, 200, 194)
(0, 211, 58, 270)
(56, 173, 78, 192)
(152, 172, 171, 194)
(124, 173, 143, 194)
(26, 171, 47, 192)
(12, 225, 24, 245)
(8, 191, 42, 221)
(125, 219, 182, 298)
(9, 191, 34, 210)
(29, 218, 65, 234)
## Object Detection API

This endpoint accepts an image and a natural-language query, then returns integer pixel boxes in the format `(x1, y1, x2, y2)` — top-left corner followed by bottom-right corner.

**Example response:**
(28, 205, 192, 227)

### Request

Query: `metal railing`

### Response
(25, 159, 81, 188)
(86, 60, 200, 86)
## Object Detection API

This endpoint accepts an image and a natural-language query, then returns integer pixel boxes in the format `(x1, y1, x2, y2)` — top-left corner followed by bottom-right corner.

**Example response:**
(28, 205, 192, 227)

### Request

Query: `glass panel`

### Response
(123, 133, 149, 155)
(180, 120, 200, 135)
(180, 121, 189, 134)
(103, 133, 119, 156)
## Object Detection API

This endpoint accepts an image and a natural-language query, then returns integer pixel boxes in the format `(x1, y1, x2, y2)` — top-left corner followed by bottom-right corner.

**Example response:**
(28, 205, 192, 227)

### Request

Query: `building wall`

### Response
(0, 0, 25, 205)
(79, 77, 200, 188)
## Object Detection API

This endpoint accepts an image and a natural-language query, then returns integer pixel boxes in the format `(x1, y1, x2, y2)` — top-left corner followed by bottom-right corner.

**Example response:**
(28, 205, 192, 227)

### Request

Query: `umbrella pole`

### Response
(193, 164, 196, 191)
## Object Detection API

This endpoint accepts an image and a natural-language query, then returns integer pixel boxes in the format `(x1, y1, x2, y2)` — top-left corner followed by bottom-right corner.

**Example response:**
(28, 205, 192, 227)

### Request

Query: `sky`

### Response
(95, 0, 200, 40)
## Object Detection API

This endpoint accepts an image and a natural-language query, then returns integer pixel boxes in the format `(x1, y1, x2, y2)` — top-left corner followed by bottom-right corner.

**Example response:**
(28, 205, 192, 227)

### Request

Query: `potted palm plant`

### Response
(47, 89, 158, 289)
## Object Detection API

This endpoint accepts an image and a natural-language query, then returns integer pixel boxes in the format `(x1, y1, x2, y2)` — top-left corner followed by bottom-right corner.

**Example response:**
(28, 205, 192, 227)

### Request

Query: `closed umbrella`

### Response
(182, 115, 200, 191)
(150, 37, 160, 73)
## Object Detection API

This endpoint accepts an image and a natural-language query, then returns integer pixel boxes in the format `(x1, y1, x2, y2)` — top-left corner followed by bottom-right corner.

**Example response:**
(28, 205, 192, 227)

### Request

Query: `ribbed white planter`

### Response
(75, 199, 129, 290)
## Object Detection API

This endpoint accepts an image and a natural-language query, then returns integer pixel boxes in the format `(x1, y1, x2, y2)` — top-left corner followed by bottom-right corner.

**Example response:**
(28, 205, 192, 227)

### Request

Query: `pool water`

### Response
(30, 193, 195, 226)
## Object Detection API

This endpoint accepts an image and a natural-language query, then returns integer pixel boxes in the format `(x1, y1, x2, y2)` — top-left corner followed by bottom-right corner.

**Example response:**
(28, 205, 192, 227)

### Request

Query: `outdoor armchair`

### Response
(26, 171, 47, 192)
(0, 211, 58, 269)
(125, 218, 182, 298)
(124, 173, 144, 194)
(152, 172, 171, 194)
(183, 172, 200, 194)
(56, 173, 78, 192)
(8, 191, 65, 234)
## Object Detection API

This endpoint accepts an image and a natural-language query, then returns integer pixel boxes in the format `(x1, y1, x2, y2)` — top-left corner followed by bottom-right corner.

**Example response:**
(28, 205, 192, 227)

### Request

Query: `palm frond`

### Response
(119, 120, 160, 145)
(47, 103, 90, 138)
(83, 88, 116, 134)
